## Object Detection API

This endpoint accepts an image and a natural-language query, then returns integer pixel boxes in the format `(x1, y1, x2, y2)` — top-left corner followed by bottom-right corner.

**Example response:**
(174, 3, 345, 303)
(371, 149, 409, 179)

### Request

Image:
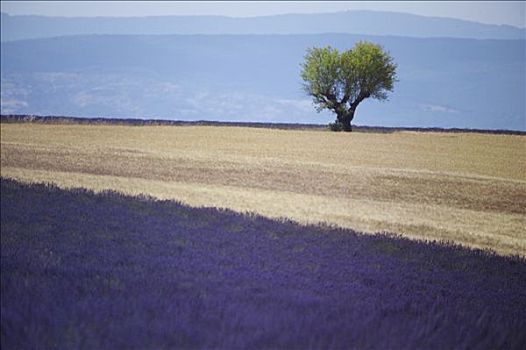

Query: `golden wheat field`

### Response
(1, 122, 525, 256)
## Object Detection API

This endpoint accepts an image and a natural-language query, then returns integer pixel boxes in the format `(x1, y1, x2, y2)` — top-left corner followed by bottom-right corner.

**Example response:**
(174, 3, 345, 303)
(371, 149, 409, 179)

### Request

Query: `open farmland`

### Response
(1, 122, 525, 256)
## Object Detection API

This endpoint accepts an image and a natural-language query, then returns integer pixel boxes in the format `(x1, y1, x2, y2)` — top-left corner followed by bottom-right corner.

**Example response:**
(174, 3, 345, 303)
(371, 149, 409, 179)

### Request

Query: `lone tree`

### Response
(301, 41, 397, 131)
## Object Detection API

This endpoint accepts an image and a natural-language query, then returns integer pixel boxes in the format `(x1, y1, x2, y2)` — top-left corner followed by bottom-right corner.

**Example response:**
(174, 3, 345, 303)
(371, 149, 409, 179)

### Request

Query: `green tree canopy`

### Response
(301, 41, 397, 131)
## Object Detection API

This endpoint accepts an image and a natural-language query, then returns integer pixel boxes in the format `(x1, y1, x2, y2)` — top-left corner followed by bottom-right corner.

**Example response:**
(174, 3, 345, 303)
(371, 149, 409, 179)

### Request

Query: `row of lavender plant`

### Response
(1, 178, 525, 349)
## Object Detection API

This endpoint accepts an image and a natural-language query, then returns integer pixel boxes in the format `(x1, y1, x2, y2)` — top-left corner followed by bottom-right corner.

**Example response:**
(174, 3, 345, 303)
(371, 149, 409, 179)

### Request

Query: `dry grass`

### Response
(1, 123, 525, 256)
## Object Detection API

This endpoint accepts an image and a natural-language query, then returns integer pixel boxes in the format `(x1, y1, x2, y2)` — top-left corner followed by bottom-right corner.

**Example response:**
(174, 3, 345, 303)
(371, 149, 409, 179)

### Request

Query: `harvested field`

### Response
(1, 122, 525, 255)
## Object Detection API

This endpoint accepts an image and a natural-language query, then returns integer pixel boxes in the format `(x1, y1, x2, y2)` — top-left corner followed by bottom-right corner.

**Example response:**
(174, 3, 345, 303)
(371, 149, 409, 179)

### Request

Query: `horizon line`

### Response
(1, 9, 525, 30)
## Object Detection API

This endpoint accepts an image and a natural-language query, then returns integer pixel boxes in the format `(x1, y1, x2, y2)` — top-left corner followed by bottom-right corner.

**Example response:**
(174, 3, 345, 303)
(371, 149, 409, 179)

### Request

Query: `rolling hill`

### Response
(1, 33, 524, 130)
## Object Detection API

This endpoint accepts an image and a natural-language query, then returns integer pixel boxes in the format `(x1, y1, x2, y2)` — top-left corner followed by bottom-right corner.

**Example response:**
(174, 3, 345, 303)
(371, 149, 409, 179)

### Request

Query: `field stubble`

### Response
(1, 123, 525, 255)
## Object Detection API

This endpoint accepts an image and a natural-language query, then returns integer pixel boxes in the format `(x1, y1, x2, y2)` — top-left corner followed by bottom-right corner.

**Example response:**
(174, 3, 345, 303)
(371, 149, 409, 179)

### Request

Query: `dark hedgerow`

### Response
(1, 178, 525, 349)
(2, 115, 526, 135)
(327, 121, 344, 132)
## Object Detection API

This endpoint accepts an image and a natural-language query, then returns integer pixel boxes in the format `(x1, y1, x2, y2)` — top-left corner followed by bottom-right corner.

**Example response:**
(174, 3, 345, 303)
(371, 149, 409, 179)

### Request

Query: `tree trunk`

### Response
(337, 110, 355, 132)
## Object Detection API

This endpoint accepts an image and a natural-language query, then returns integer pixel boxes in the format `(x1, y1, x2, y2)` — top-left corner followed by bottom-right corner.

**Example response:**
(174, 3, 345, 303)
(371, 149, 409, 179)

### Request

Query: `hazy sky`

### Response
(1, 1, 525, 28)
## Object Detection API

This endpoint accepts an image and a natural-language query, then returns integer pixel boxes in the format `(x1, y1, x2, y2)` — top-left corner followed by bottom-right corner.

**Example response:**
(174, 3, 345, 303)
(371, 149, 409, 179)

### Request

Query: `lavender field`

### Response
(1, 178, 525, 349)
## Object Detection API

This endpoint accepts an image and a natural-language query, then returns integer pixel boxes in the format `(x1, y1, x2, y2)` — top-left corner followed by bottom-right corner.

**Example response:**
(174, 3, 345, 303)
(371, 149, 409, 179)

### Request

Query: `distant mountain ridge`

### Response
(1, 10, 525, 41)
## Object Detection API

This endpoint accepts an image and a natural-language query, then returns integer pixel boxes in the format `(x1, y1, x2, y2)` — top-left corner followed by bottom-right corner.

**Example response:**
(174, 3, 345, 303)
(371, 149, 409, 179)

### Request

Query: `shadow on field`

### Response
(1, 178, 525, 349)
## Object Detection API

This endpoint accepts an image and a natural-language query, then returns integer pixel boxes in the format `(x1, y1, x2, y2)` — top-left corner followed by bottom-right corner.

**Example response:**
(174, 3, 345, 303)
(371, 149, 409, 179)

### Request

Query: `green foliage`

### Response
(301, 41, 397, 130)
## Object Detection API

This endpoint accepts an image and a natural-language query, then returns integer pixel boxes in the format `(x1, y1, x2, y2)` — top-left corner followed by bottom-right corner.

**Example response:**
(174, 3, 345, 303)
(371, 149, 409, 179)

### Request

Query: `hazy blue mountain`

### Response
(1, 34, 524, 130)
(1, 11, 524, 42)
